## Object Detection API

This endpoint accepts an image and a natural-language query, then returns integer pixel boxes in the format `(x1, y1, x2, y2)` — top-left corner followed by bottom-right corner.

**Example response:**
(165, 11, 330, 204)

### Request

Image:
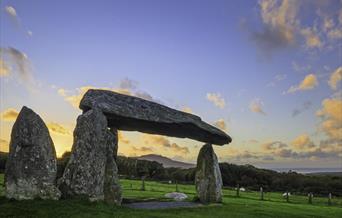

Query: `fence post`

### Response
(260, 187, 264, 200)
(236, 184, 240, 197)
(328, 193, 332, 206)
(141, 177, 145, 191)
(308, 193, 312, 204)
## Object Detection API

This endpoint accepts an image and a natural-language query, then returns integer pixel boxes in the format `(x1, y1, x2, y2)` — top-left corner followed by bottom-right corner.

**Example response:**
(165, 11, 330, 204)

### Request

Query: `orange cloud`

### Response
(0, 59, 11, 77)
(143, 134, 189, 154)
(261, 141, 287, 152)
(249, 98, 266, 115)
(258, 0, 298, 47)
(300, 27, 322, 49)
(291, 134, 315, 150)
(118, 131, 130, 144)
(181, 107, 193, 114)
(0, 108, 19, 121)
(57, 88, 67, 97)
(168, 143, 190, 154)
(132, 146, 154, 153)
(286, 74, 318, 93)
(47, 122, 71, 135)
(316, 96, 342, 140)
(0, 138, 9, 152)
(213, 119, 227, 131)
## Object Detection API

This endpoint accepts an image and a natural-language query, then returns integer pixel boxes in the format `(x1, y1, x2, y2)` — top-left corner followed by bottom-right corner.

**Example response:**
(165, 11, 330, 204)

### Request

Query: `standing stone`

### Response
(5, 106, 60, 200)
(58, 107, 122, 204)
(109, 128, 119, 161)
(104, 128, 122, 205)
(195, 143, 222, 203)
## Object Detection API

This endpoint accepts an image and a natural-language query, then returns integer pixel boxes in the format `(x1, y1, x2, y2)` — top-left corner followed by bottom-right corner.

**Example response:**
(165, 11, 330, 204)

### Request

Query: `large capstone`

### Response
(195, 144, 222, 203)
(80, 89, 231, 145)
(58, 107, 122, 204)
(5, 106, 60, 200)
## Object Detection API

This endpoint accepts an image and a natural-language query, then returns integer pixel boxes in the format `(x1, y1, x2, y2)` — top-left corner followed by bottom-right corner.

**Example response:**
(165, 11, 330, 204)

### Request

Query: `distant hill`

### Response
(137, 154, 195, 169)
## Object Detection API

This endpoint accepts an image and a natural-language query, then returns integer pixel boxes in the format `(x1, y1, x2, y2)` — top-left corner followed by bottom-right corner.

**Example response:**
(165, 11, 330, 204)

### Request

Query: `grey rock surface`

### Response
(5, 106, 60, 200)
(104, 128, 122, 205)
(80, 89, 231, 145)
(58, 107, 121, 204)
(165, 192, 188, 201)
(195, 144, 223, 203)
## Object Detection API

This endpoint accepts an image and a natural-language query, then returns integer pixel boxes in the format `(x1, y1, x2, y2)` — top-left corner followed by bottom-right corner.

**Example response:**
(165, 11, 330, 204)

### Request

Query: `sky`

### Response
(0, 0, 341, 169)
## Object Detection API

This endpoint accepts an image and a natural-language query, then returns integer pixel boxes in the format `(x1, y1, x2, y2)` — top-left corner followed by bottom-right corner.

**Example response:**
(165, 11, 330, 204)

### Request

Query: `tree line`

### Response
(1, 151, 341, 196)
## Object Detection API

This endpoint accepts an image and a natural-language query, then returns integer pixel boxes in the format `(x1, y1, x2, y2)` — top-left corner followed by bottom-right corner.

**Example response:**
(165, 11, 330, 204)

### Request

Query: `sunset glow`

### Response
(1, 0, 341, 169)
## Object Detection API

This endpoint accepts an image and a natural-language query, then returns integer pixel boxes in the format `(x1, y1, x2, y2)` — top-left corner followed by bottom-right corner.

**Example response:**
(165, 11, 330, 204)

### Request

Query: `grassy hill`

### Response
(0, 174, 341, 218)
(137, 154, 195, 169)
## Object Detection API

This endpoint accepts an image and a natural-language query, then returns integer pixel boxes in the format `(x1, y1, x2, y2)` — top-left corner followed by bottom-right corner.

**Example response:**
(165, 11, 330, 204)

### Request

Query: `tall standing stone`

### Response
(58, 107, 122, 204)
(195, 143, 222, 203)
(109, 128, 118, 161)
(104, 127, 122, 205)
(5, 106, 60, 200)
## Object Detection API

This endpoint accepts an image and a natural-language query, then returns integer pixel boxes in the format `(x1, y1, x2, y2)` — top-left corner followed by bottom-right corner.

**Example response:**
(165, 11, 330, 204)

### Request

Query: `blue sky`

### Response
(1, 0, 341, 168)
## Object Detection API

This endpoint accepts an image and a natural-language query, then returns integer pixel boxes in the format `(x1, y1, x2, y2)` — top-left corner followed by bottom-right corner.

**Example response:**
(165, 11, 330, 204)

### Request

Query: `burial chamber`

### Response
(80, 89, 232, 145)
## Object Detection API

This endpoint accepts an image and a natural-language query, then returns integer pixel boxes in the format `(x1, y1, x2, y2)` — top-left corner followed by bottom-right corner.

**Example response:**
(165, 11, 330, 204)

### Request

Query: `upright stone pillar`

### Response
(195, 143, 222, 203)
(104, 128, 122, 205)
(5, 106, 60, 200)
(58, 107, 122, 204)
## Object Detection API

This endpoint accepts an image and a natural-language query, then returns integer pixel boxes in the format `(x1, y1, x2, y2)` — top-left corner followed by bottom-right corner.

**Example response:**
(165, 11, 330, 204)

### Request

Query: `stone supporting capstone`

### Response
(195, 143, 223, 203)
(104, 127, 122, 205)
(57, 107, 122, 204)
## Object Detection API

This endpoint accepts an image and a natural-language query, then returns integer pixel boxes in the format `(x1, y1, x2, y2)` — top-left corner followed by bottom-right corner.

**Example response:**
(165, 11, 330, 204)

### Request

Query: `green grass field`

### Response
(0, 174, 341, 218)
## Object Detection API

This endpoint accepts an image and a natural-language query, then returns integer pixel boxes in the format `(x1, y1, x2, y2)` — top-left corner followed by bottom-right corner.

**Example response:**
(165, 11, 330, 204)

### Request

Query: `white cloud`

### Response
(267, 74, 286, 87)
(328, 67, 342, 90)
(5, 5, 33, 37)
(58, 79, 157, 109)
(206, 92, 225, 109)
(0, 47, 35, 90)
(249, 98, 266, 115)
(5, 6, 17, 17)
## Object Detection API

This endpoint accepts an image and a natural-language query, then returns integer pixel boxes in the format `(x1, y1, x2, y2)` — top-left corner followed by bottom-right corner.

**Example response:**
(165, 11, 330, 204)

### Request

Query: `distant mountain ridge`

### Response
(137, 154, 195, 169)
